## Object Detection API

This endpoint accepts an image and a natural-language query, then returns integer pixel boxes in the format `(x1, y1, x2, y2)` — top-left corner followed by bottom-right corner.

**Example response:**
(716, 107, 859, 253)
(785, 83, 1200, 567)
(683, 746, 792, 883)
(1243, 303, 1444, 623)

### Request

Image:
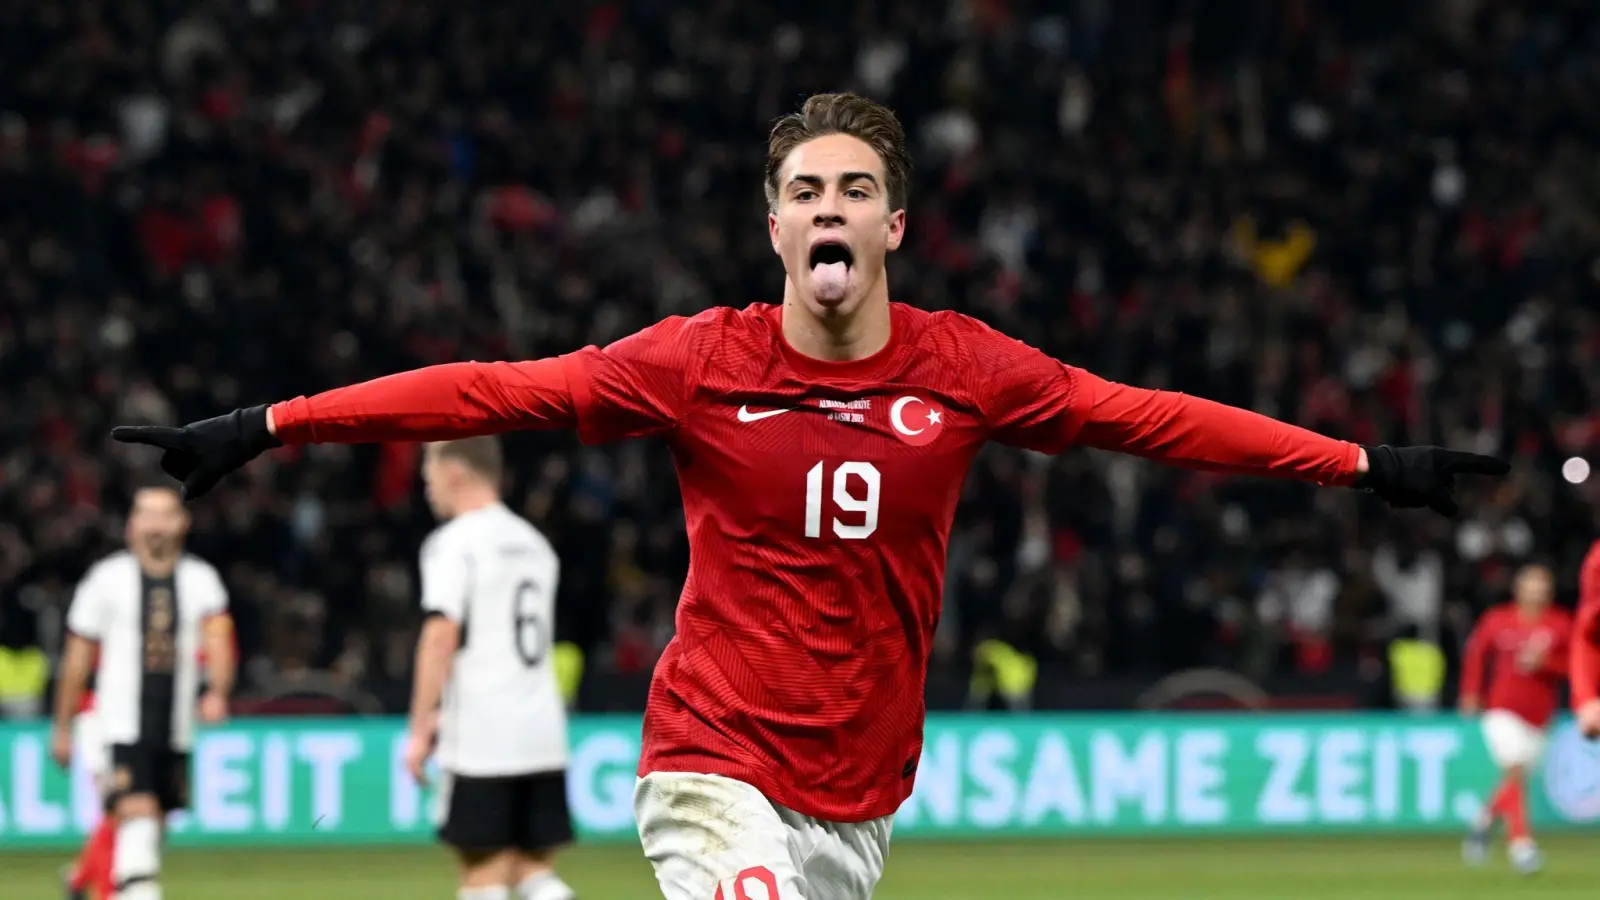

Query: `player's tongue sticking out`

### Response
(812, 261, 849, 301)
(809, 242, 852, 303)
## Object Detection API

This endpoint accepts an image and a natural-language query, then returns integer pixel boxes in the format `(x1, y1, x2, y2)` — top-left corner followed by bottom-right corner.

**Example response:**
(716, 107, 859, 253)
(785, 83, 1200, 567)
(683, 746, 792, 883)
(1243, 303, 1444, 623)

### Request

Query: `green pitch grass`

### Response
(10, 835, 1598, 898)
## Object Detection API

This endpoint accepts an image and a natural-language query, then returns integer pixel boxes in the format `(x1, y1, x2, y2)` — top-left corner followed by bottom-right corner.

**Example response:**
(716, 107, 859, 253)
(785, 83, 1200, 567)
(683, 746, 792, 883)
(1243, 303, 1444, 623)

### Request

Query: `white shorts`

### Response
(634, 772, 893, 900)
(1482, 709, 1547, 769)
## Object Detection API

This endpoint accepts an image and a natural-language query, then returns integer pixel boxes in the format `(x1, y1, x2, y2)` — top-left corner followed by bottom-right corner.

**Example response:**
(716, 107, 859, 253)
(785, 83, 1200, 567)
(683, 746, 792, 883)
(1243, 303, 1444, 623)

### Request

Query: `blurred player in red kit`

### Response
(1458, 564, 1570, 874)
(113, 94, 1508, 900)
(1573, 539, 1600, 739)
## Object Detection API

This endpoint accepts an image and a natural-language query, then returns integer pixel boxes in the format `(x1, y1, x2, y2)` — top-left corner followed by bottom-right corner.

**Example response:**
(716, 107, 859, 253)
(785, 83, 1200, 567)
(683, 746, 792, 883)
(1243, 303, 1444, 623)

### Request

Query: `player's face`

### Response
(126, 487, 188, 558)
(768, 133, 905, 321)
(1514, 567, 1553, 612)
(421, 450, 452, 519)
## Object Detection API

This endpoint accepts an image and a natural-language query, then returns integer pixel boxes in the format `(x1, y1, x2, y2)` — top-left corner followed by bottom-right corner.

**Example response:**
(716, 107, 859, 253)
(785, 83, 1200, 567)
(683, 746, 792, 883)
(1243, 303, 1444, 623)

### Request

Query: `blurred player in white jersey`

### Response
(52, 483, 235, 900)
(403, 438, 577, 900)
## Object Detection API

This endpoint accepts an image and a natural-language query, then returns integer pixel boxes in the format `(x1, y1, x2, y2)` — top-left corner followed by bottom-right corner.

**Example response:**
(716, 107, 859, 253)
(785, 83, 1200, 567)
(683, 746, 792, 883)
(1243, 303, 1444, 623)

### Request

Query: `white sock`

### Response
(458, 887, 510, 900)
(518, 871, 576, 900)
(113, 816, 162, 900)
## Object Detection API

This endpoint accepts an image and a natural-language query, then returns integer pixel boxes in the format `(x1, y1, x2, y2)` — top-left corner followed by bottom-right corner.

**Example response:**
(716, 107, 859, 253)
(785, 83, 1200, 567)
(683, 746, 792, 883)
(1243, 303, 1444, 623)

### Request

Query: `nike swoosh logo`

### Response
(737, 406, 792, 423)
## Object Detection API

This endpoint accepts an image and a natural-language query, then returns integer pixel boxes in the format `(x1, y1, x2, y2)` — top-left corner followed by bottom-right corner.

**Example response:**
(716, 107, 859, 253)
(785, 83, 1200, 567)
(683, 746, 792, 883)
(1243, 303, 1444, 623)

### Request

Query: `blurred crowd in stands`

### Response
(3, 0, 1600, 713)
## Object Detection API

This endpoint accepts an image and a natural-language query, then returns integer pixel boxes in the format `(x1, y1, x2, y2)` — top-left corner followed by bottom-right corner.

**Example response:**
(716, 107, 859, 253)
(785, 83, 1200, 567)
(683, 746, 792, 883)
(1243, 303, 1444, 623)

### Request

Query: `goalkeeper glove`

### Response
(1356, 444, 1509, 517)
(112, 405, 281, 501)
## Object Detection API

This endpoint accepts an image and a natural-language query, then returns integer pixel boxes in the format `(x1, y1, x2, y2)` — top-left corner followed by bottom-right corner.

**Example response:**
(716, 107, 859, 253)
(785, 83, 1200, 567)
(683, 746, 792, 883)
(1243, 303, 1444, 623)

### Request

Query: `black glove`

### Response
(1356, 444, 1509, 517)
(111, 405, 281, 501)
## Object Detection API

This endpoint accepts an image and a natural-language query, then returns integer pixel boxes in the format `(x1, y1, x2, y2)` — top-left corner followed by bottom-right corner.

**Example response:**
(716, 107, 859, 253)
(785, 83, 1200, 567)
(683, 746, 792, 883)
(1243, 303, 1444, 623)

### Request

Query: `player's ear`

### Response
(768, 209, 782, 255)
(885, 208, 905, 253)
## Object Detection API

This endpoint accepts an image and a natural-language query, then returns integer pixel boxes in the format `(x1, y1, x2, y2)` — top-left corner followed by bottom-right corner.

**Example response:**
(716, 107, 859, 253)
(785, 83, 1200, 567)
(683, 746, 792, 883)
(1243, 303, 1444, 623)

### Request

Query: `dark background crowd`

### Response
(3, 0, 1599, 713)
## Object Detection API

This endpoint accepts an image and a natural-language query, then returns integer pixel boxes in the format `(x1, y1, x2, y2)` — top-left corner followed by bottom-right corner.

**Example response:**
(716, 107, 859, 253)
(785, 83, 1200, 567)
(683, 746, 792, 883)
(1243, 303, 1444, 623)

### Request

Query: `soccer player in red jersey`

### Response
(1459, 564, 1571, 874)
(1574, 539, 1600, 739)
(113, 94, 1508, 900)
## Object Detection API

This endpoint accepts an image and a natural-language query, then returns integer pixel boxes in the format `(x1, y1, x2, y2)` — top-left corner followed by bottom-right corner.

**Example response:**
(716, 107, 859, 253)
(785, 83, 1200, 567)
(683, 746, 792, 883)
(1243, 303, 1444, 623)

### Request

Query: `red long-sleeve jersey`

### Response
(1573, 540, 1600, 708)
(1462, 603, 1572, 728)
(272, 302, 1359, 822)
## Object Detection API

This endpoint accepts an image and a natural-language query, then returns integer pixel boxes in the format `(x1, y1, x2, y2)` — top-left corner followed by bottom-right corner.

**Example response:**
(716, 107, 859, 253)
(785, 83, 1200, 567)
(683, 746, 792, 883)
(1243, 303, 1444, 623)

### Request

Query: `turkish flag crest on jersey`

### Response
(889, 395, 944, 446)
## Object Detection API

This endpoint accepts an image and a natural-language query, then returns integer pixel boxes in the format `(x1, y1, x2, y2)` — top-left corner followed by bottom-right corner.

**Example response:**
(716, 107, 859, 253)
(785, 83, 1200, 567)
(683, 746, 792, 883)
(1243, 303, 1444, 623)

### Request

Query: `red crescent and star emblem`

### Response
(889, 395, 944, 447)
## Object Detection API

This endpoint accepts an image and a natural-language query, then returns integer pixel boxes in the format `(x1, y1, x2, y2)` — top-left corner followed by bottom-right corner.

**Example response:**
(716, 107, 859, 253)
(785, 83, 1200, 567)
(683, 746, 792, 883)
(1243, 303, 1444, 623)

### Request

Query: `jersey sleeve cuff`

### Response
(1330, 441, 1363, 487)
(270, 397, 313, 444)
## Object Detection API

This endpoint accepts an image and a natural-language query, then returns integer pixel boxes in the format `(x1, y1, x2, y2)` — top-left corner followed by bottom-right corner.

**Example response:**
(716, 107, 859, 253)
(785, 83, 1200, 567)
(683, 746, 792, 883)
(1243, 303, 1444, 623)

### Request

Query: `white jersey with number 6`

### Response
(422, 503, 567, 776)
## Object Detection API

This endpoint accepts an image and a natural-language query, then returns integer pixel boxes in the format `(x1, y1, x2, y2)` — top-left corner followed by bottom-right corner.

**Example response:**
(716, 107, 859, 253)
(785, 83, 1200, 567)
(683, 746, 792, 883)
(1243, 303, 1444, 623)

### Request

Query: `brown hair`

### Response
(429, 436, 504, 484)
(765, 92, 911, 213)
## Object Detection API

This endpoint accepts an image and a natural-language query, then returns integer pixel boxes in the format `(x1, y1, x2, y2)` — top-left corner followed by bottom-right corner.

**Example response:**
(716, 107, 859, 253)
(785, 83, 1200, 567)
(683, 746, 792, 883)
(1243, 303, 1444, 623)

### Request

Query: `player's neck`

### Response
(446, 488, 500, 518)
(780, 293, 892, 363)
(136, 552, 178, 578)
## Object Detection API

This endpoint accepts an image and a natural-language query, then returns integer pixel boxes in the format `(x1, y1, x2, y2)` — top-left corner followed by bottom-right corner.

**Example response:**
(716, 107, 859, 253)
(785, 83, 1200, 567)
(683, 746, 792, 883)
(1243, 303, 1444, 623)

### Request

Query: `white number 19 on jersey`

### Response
(804, 461, 880, 539)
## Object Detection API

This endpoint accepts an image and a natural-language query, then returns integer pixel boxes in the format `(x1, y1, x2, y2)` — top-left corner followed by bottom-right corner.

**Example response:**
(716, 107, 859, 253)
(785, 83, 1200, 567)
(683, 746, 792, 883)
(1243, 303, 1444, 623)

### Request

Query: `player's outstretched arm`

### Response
(112, 357, 581, 499)
(1069, 370, 1508, 517)
(113, 313, 709, 500)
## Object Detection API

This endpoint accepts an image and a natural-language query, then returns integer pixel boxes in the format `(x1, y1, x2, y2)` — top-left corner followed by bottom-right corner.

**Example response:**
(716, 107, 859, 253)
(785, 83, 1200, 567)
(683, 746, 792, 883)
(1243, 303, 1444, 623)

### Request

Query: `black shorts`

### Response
(436, 769, 574, 854)
(109, 743, 190, 812)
